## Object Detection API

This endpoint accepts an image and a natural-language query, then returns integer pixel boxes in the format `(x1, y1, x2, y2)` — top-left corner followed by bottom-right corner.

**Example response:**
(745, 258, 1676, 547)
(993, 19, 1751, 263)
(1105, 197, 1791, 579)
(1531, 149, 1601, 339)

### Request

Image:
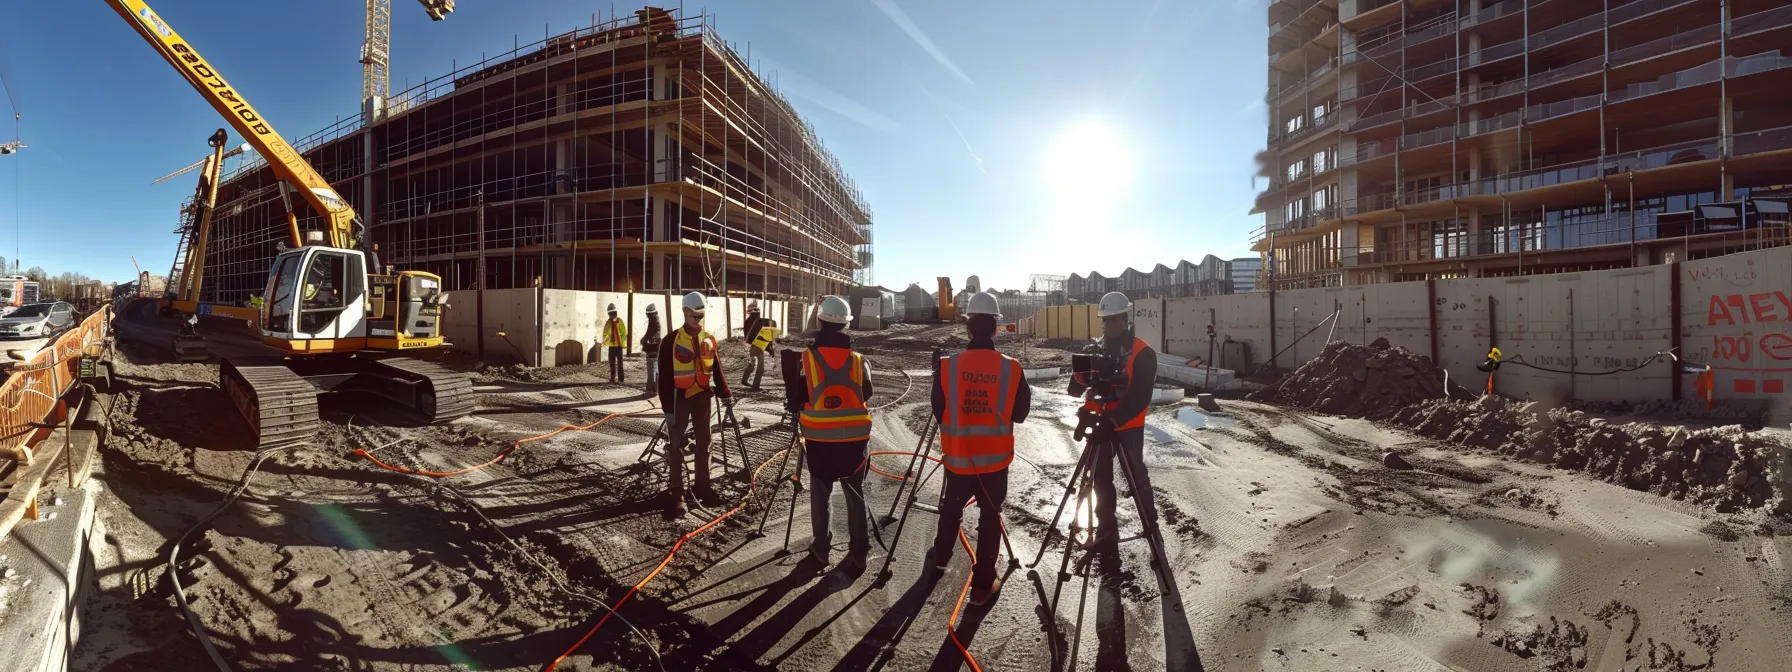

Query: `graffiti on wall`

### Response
(1689, 257, 1790, 394)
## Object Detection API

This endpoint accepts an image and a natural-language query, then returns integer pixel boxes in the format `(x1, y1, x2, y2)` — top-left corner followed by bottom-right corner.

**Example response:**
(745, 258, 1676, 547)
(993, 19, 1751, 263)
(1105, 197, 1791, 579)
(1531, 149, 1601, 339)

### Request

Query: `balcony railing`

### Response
(1272, 111, 1341, 147)
(1525, 92, 1601, 124)
(1471, 36, 1527, 66)
(1400, 124, 1456, 150)
(1461, 109, 1522, 137)
(1342, 76, 1397, 101)
(1608, 0, 1700, 28)
(1529, 11, 1604, 50)
(1344, 137, 1397, 166)
(1359, 212, 1786, 266)
(1406, 55, 1459, 82)
(1525, 55, 1602, 90)
(1734, 4, 1792, 37)
(1464, 0, 1524, 28)
(1610, 24, 1719, 68)
(1271, 58, 1340, 101)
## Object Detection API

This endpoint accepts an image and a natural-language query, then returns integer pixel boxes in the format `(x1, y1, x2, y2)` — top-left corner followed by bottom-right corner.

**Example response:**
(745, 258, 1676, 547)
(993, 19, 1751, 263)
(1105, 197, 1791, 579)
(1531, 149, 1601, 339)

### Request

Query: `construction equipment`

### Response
(0, 275, 40, 309)
(363, 1, 455, 116)
(109, 0, 473, 448)
(936, 277, 957, 322)
(159, 130, 236, 362)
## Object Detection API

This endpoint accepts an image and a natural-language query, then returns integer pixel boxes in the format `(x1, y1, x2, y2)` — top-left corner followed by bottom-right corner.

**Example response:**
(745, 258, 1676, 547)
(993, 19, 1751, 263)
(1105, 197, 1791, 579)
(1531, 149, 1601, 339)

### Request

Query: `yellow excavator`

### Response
(110, 0, 473, 448)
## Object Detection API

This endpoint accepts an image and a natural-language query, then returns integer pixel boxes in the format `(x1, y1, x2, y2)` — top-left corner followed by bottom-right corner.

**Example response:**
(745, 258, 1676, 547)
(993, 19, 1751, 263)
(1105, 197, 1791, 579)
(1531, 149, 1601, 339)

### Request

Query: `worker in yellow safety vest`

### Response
(657, 291, 732, 516)
(741, 301, 778, 391)
(602, 303, 629, 384)
(788, 295, 875, 570)
(927, 292, 1030, 605)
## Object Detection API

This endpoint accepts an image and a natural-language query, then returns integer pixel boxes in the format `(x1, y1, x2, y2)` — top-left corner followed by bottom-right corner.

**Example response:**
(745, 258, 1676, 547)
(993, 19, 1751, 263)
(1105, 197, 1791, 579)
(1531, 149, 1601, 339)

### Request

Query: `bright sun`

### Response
(1044, 121, 1133, 197)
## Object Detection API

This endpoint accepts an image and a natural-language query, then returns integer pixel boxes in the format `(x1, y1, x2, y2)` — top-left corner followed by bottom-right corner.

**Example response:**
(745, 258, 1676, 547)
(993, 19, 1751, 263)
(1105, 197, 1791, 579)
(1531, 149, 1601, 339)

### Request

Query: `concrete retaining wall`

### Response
(440, 289, 803, 367)
(1016, 247, 1790, 414)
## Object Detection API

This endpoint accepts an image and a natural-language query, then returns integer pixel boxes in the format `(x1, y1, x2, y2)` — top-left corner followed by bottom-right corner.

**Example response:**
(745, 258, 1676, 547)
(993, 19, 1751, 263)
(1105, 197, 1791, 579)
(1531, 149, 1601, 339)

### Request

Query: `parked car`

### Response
(0, 302, 75, 340)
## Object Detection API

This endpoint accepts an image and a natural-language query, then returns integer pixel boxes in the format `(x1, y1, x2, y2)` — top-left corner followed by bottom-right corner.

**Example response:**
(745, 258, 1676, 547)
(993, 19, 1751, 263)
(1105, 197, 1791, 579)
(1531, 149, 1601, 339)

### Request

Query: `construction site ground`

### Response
(64, 305, 1792, 671)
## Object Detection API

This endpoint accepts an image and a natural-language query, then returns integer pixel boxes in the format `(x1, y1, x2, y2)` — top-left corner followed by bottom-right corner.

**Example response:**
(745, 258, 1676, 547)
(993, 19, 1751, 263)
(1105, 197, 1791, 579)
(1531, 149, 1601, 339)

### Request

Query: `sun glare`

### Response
(1043, 121, 1134, 222)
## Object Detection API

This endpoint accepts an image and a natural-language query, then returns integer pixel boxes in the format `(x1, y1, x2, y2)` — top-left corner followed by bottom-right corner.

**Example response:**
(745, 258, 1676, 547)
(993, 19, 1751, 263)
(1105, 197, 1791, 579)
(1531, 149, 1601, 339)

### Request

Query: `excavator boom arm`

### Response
(108, 0, 358, 250)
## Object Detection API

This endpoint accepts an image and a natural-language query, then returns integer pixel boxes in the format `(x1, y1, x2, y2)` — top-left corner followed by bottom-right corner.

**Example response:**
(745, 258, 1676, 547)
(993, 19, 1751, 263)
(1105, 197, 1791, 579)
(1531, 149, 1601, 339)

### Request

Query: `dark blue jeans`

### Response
(807, 440, 869, 559)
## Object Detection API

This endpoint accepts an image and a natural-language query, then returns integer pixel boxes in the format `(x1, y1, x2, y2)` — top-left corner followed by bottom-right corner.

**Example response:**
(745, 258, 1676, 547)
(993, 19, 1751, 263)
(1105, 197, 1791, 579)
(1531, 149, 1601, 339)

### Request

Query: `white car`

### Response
(0, 302, 75, 340)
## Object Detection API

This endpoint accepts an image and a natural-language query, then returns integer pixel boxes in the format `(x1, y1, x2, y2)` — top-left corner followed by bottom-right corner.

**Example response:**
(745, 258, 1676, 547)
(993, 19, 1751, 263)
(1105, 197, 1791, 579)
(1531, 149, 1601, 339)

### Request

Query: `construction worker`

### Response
(1082, 291, 1159, 548)
(788, 295, 874, 571)
(602, 303, 629, 384)
(741, 304, 777, 388)
(641, 303, 662, 395)
(928, 292, 1030, 605)
(658, 291, 732, 516)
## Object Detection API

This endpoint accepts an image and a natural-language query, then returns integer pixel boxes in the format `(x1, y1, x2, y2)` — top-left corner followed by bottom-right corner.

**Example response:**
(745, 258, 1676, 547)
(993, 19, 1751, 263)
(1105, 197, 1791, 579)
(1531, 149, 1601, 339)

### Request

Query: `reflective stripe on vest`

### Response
(1082, 337, 1149, 431)
(752, 326, 777, 352)
(939, 350, 1019, 475)
(671, 329, 717, 397)
(800, 347, 871, 442)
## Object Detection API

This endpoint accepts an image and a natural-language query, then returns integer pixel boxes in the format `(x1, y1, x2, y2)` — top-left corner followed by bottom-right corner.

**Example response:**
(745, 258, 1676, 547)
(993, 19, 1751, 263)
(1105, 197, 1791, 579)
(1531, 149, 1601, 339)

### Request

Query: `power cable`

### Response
(166, 445, 290, 672)
(1497, 350, 1677, 376)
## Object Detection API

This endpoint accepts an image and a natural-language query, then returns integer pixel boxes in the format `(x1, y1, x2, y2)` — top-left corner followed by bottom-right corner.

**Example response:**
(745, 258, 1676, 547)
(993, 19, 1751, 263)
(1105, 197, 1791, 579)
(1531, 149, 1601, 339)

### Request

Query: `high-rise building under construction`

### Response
(193, 7, 871, 305)
(1254, 0, 1791, 289)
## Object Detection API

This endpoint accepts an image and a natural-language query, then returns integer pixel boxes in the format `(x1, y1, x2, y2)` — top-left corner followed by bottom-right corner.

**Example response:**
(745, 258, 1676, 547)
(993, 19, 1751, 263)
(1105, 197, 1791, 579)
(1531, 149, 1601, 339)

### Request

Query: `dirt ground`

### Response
(68, 307, 1792, 671)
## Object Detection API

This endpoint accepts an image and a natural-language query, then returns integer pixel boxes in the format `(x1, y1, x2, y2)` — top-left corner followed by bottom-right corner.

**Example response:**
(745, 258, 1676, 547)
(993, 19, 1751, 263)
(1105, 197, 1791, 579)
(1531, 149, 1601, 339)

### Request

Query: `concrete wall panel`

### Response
(1681, 248, 1792, 416)
(1134, 298, 1165, 353)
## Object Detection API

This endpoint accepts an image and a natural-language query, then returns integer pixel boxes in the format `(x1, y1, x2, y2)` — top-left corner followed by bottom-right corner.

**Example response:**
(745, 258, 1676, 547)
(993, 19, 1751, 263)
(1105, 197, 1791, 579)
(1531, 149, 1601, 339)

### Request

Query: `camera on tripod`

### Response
(1068, 349, 1128, 403)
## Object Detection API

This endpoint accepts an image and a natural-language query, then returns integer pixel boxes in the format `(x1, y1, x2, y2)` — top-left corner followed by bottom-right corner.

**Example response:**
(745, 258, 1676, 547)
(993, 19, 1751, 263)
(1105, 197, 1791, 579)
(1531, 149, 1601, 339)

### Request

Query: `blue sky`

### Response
(0, 0, 1268, 290)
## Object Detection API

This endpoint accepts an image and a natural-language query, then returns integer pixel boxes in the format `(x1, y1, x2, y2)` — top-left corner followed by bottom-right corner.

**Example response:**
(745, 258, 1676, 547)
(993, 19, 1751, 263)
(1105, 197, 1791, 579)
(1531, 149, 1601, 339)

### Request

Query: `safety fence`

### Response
(1, 305, 109, 464)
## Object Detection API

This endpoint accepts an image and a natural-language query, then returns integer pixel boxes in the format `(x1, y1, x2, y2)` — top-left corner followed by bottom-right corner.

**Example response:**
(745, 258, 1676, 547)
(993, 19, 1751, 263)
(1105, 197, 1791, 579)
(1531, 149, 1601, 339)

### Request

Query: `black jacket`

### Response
(743, 313, 763, 344)
(931, 337, 1033, 424)
(658, 325, 731, 408)
(640, 315, 662, 352)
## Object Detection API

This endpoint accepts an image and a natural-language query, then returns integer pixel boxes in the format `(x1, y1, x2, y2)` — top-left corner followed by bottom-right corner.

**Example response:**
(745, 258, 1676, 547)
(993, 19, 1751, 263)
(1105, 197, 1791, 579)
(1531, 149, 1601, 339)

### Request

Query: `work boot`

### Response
(838, 550, 867, 575)
(663, 494, 687, 518)
(1080, 527, 1118, 550)
(807, 542, 830, 567)
(968, 578, 1003, 606)
(927, 549, 952, 575)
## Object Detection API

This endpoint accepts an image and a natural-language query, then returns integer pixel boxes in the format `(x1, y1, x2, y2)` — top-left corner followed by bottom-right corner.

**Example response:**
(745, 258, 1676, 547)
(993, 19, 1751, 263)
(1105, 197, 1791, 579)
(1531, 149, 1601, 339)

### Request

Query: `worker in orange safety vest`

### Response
(927, 291, 1030, 605)
(657, 291, 732, 516)
(789, 295, 875, 571)
(1078, 291, 1159, 549)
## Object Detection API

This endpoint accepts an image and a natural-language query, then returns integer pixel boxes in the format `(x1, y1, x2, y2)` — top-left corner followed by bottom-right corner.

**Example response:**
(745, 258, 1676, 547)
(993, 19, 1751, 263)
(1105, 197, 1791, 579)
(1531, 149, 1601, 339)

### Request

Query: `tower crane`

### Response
(362, 1, 455, 115)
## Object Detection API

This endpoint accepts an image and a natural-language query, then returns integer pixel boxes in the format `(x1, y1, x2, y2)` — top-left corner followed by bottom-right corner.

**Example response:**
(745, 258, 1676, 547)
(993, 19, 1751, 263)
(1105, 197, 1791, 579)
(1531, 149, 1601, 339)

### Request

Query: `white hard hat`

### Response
(682, 291, 707, 311)
(607, 303, 618, 313)
(965, 291, 1000, 317)
(645, 303, 658, 314)
(1098, 291, 1132, 318)
(817, 295, 852, 324)
(747, 301, 760, 312)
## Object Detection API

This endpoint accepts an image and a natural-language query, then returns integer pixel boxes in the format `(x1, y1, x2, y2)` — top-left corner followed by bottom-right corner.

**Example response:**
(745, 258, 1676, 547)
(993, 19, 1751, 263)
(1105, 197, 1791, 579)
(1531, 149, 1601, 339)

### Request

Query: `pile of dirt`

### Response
(1248, 339, 1471, 419)
(1390, 397, 1792, 515)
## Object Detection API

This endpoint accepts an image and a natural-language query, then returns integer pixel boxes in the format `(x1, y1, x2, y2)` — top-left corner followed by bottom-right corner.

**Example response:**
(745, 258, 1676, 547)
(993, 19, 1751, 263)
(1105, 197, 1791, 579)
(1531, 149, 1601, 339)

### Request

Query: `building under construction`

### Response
(192, 7, 870, 306)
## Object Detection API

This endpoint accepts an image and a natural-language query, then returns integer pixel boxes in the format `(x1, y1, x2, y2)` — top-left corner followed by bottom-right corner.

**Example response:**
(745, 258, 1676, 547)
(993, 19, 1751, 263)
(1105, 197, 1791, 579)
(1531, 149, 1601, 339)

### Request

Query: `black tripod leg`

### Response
(1047, 465, 1094, 613)
(1114, 441, 1169, 577)
(873, 457, 945, 587)
(779, 440, 806, 555)
(635, 417, 668, 465)
(1027, 445, 1096, 571)
(879, 418, 936, 526)
(751, 439, 798, 539)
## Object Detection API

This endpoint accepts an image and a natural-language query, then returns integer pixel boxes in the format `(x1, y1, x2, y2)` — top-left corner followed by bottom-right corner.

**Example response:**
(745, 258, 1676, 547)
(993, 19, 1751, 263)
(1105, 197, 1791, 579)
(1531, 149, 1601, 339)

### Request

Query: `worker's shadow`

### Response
(724, 555, 866, 661)
(829, 569, 944, 671)
(923, 564, 1019, 672)
(1090, 545, 1206, 672)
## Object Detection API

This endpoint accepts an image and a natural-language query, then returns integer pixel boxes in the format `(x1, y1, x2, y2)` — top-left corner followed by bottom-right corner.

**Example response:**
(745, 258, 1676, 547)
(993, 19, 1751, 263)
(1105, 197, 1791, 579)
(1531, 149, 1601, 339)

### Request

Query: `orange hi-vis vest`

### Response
(603, 317, 629, 347)
(1083, 337, 1149, 431)
(939, 349, 1022, 475)
(671, 328, 718, 398)
(800, 346, 872, 442)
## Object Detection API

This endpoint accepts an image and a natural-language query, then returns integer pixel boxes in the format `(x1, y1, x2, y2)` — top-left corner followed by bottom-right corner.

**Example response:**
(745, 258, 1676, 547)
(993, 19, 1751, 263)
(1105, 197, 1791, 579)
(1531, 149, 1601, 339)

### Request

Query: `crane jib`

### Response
(168, 44, 272, 136)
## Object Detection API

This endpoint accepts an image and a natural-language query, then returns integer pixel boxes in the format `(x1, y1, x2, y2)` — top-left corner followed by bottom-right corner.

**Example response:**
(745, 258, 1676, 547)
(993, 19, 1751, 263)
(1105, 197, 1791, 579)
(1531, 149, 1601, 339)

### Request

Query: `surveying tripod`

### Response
(1027, 407, 1172, 613)
(631, 397, 752, 482)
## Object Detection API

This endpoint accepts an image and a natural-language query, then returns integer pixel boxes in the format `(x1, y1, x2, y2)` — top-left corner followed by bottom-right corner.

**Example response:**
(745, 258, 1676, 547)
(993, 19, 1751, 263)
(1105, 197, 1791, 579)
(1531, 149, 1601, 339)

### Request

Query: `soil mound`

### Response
(1248, 340, 1471, 419)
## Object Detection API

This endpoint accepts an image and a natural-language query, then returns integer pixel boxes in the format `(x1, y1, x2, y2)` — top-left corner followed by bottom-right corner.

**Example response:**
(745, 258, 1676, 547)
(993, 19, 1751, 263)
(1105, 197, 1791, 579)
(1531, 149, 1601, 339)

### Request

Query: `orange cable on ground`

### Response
(859, 448, 986, 672)
(545, 437, 798, 672)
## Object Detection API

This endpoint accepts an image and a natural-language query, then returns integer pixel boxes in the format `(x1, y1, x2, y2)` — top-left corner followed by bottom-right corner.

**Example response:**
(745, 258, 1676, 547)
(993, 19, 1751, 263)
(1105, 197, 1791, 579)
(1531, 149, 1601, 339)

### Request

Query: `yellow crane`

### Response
(108, 0, 473, 449)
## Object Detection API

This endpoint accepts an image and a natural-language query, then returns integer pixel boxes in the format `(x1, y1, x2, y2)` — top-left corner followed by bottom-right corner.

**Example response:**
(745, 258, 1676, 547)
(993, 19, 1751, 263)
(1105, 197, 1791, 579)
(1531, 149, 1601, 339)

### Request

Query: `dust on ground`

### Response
(71, 310, 1792, 671)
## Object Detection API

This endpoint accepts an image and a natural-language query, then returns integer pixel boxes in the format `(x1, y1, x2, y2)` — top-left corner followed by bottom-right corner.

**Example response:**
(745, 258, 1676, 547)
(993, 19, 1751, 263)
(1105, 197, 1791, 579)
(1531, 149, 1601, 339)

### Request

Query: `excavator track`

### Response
(221, 358, 321, 450)
(363, 357, 476, 423)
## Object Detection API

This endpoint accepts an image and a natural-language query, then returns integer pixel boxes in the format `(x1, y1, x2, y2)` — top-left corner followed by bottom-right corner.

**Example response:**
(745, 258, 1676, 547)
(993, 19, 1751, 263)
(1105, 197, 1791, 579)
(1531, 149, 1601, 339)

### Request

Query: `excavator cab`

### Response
(260, 241, 369, 348)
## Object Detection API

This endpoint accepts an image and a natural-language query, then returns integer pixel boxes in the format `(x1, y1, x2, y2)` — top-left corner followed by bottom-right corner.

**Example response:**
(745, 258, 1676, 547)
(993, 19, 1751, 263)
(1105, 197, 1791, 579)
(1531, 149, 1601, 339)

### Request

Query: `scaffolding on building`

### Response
(190, 6, 871, 308)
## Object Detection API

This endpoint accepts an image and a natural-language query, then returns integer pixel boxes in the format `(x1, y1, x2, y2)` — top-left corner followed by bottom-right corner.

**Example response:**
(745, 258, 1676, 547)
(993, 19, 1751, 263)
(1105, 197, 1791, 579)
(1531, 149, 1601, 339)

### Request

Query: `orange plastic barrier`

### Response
(1, 304, 110, 464)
